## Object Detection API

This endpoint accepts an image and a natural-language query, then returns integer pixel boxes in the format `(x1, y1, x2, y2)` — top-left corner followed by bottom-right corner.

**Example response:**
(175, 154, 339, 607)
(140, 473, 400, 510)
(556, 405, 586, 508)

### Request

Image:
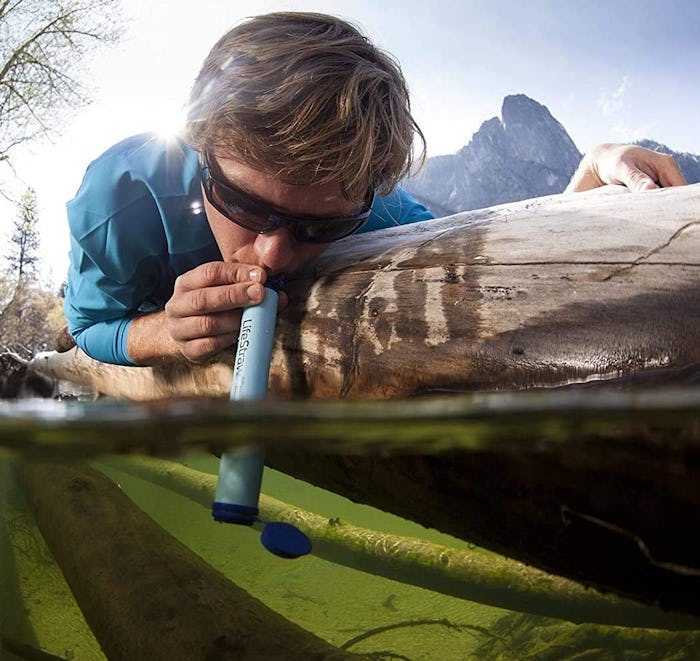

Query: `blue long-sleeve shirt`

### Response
(64, 133, 434, 366)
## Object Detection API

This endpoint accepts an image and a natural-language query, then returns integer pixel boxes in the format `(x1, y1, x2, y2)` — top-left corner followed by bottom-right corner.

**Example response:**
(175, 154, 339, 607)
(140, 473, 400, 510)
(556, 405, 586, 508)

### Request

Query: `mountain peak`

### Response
(406, 94, 582, 213)
(405, 95, 700, 216)
(502, 93, 548, 116)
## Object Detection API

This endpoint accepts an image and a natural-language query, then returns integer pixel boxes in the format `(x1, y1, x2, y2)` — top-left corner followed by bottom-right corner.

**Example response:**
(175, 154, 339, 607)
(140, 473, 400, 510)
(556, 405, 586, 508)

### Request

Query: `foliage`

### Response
(0, 187, 64, 356)
(0, 0, 122, 169)
(6, 187, 40, 278)
(0, 276, 65, 356)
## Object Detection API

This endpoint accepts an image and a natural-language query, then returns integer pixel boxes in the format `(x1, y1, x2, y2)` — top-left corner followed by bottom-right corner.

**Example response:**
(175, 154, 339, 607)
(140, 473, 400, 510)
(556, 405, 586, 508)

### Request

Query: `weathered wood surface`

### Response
(24, 184, 700, 615)
(18, 462, 363, 661)
(34, 183, 700, 400)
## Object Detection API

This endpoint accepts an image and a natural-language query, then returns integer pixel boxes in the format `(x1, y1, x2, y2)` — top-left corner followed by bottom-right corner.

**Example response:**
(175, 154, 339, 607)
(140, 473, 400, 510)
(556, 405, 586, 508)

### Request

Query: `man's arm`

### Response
(127, 261, 276, 365)
(66, 256, 271, 367)
(566, 143, 687, 193)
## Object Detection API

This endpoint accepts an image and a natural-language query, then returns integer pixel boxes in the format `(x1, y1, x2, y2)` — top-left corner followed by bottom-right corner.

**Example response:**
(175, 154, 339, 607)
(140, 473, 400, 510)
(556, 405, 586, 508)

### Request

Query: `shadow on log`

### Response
(18, 462, 364, 661)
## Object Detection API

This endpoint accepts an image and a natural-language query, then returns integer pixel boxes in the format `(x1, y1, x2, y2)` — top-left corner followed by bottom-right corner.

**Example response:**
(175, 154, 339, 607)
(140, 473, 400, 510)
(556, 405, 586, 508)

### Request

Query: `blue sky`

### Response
(2, 0, 699, 283)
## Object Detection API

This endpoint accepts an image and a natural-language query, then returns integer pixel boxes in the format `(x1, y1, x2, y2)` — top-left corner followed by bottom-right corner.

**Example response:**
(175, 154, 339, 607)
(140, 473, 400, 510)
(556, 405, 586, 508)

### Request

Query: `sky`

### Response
(2, 0, 700, 286)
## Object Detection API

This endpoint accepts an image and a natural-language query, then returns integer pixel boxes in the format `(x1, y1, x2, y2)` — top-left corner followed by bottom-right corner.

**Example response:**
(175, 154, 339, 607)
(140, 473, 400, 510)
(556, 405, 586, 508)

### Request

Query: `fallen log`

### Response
(33, 183, 700, 399)
(99, 454, 699, 630)
(24, 184, 700, 616)
(18, 461, 364, 661)
(4, 384, 700, 616)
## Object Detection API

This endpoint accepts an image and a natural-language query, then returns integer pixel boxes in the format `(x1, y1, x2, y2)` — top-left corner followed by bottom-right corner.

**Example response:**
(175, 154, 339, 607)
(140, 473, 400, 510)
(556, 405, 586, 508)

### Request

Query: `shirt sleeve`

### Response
(361, 186, 435, 233)
(63, 243, 140, 366)
(63, 138, 169, 366)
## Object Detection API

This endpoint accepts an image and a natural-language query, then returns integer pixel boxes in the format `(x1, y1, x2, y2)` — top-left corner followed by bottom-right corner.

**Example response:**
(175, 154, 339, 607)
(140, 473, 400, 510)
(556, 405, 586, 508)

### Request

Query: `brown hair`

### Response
(185, 12, 425, 200)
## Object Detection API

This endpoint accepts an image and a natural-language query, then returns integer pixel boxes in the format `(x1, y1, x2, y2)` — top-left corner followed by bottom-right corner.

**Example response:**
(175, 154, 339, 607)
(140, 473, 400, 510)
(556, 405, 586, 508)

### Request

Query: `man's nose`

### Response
(254, 227, 295, 272)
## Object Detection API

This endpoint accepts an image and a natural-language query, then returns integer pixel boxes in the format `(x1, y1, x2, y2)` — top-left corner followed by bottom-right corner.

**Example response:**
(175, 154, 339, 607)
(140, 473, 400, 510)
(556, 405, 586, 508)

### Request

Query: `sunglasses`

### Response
(200, 153, 374, 243)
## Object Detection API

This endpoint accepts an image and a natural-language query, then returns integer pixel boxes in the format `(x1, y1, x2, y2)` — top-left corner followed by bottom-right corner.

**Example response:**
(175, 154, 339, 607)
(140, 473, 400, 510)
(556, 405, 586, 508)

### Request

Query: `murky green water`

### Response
(1, 391, 699, 660)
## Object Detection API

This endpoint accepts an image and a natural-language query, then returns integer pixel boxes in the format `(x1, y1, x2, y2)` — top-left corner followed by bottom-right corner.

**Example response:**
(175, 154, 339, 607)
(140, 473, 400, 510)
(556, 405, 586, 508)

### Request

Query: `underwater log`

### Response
(99, 455, 699, 631)
(264, 413, 700, 618)
(24, 183, 700, 616)
(33, 183, 700, 399)
(18, 461, 364, 661)
(0, 460, 40, 659)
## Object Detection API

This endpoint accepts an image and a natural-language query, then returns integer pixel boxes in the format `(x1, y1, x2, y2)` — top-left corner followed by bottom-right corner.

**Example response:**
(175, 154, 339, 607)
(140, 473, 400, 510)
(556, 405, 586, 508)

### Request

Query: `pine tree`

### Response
(7, 187, 40, 280)
(0, 187, 64, 356)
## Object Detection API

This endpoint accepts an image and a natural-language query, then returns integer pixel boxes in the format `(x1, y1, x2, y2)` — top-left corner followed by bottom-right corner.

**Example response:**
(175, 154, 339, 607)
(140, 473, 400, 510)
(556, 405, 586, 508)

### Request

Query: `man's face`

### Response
(202, 154, 362, 275)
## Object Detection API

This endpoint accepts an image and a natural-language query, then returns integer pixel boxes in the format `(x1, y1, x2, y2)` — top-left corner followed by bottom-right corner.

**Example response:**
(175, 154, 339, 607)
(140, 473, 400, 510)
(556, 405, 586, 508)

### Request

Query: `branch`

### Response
(1, 347, 31, 365)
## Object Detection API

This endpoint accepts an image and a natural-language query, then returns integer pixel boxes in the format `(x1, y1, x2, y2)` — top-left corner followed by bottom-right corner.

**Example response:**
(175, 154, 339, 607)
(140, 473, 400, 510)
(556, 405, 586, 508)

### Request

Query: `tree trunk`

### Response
(34, 184, 700, 399)
(27, 184, 700, 616)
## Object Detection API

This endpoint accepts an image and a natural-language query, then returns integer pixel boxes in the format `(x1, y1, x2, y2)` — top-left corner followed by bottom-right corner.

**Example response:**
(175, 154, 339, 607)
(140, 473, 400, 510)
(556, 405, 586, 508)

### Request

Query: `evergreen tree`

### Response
(7, 187, 40, 280)
(0, 187, 65, 356)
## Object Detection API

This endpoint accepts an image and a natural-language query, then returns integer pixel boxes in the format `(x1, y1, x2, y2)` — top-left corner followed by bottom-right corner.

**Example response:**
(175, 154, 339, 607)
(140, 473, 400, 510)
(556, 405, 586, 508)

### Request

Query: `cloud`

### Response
(610, 120, 660, 144)
(598, 75, 631, 116)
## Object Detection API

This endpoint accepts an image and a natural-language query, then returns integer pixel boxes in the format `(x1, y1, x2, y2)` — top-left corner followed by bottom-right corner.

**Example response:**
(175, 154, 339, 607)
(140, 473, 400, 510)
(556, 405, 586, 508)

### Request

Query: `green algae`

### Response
(1, 387, 699, 659)
(3, 452, 700, 660)
(93, 458, 699, 660)
(0, 459, 105, 661)
(96, 460, 508, 660)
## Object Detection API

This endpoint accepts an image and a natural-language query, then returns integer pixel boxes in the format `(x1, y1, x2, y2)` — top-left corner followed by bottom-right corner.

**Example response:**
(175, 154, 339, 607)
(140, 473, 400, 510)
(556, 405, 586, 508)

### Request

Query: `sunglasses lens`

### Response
(210, 183, 272, 233)
(203, 155, 372, 243)
(294, 217, 368, 243)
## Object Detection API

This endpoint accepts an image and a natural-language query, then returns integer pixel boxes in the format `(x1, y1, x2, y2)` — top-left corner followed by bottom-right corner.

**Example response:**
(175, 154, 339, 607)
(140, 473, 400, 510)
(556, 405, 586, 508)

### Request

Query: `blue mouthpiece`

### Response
(266, 273, 286, 292)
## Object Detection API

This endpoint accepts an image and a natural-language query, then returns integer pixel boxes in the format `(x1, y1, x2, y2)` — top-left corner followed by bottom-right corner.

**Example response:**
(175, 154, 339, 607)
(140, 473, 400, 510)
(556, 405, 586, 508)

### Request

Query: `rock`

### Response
(636, 139, 700, 184)
(406, 94, 581, 213)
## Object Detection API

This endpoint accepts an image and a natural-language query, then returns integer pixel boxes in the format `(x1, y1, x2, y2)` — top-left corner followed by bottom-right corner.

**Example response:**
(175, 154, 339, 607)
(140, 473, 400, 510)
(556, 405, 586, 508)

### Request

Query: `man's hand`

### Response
(566, 143, 687, 193)
(127, 262, 285, 365)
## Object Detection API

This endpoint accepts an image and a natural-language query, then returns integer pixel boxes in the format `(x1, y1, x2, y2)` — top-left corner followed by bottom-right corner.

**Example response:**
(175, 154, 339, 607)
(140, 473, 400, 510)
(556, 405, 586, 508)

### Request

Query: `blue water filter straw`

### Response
(212, 274, 312, 559)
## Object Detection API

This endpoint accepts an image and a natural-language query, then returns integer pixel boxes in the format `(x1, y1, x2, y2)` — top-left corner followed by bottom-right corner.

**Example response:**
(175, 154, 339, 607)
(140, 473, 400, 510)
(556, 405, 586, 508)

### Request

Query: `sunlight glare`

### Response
(153, 107, 187, 142)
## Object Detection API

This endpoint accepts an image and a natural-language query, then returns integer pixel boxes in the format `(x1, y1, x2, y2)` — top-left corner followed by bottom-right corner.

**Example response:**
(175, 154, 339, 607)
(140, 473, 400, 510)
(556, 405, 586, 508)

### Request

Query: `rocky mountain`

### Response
(406, 94, 700, 216)
(636, 139, 700, 184)
(405, 94, 582, 214)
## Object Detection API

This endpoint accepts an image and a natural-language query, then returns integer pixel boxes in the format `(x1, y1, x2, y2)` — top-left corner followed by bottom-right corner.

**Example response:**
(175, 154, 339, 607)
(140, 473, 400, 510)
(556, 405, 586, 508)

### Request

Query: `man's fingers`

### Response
(166, 281, 265, 317)
(174, 261, 265, 293)
(623, 159, 686, 192)
(656, 157, 688, 188)
(169, 310, 242, 342)
(620, 164, 658, 192)
(179, 332, 239, 364)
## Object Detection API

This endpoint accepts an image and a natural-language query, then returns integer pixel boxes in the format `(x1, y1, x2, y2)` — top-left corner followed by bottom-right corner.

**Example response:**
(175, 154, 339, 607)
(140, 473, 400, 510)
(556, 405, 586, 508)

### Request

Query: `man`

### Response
(64, 12, 686, 368)
(65, 12, 433, 366)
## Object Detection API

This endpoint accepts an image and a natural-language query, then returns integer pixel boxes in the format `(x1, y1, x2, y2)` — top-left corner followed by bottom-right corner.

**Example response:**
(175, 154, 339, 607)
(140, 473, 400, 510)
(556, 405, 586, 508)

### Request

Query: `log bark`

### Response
(18, 461, 364, 661)
(24, 185, 700, 616)
(99, 455, 699, 630)
(33, 184, 700, 400)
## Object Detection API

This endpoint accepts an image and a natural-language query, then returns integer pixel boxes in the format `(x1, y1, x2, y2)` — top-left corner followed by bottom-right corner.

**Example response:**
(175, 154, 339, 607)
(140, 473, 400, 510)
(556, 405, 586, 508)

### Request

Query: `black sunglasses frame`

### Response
(200, 154, 373, 243)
